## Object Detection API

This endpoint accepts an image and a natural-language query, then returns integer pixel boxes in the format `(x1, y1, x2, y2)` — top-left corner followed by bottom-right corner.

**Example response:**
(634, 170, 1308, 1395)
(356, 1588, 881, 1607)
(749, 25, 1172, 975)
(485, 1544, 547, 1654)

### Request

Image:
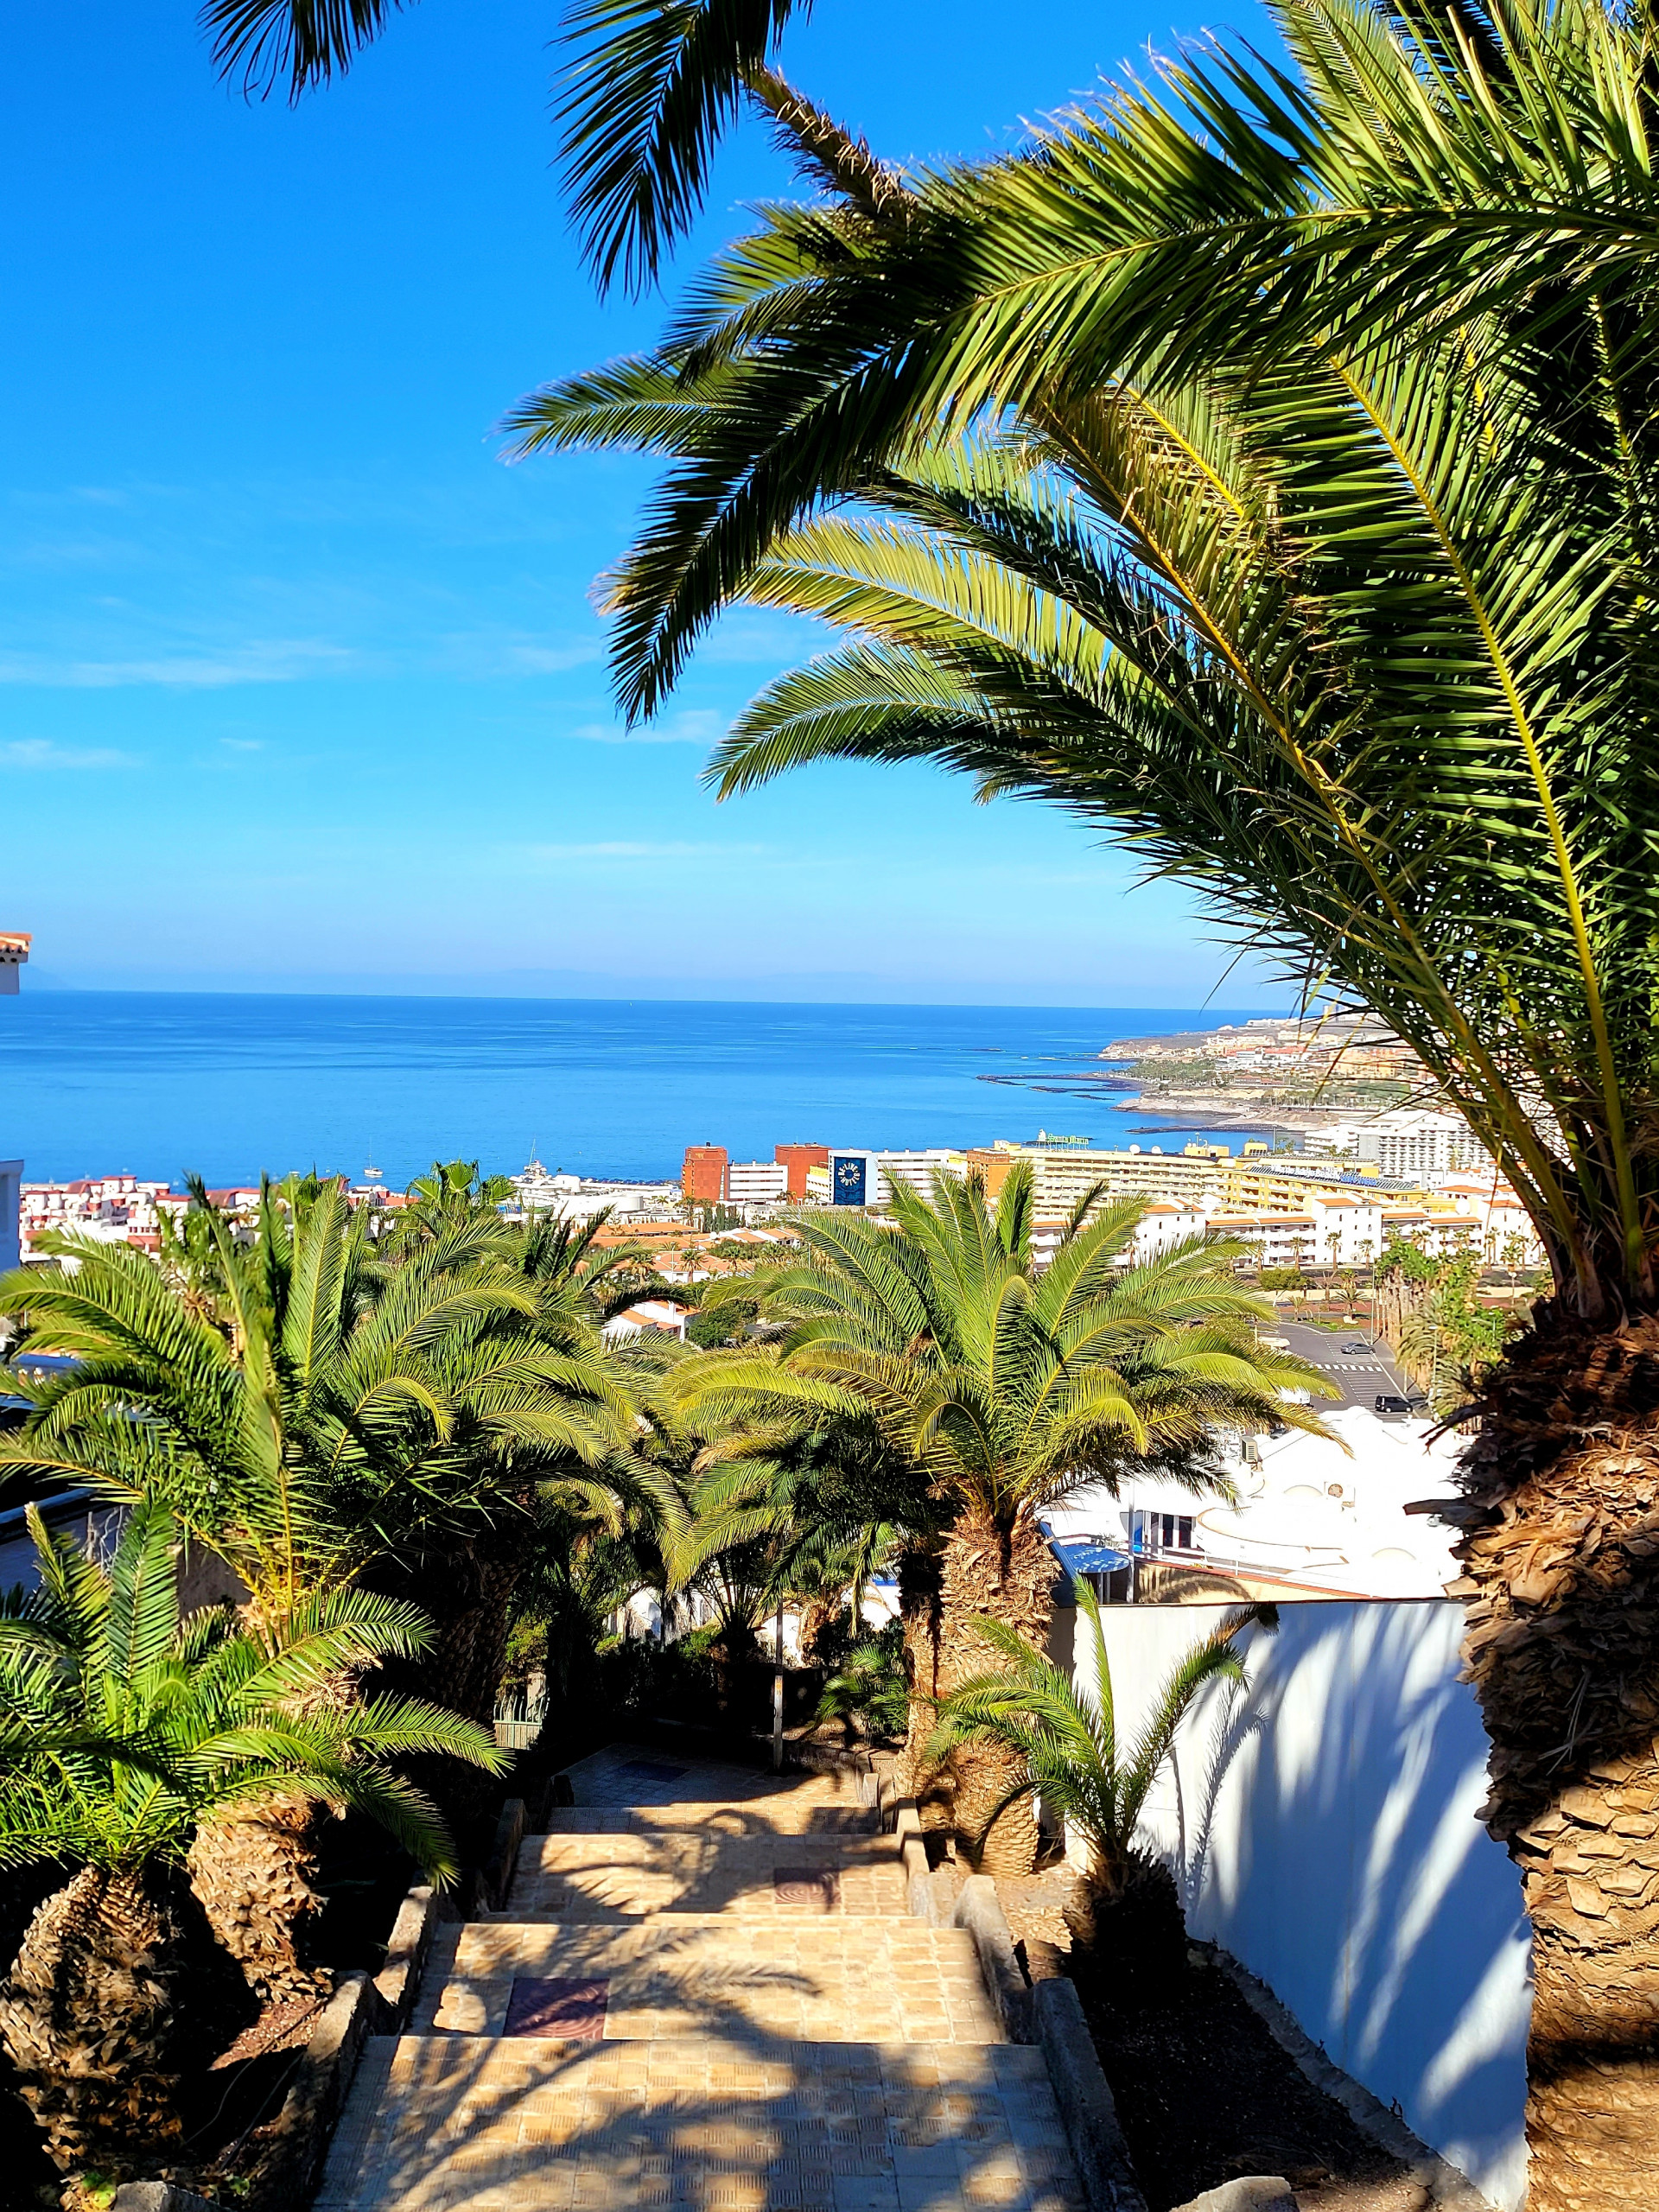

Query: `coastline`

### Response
(1110, 1093, 1370, 1139)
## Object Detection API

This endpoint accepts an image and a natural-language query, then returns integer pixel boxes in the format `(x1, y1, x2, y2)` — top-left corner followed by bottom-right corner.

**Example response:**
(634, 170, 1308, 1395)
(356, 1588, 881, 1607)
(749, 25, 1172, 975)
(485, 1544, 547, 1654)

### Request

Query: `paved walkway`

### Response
(318, 1745, 1087, 2212)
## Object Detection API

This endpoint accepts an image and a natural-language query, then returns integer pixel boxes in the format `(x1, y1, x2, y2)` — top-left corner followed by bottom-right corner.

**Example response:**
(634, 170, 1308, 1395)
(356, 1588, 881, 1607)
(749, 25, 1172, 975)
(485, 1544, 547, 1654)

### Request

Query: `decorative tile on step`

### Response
(440, 1917, 1001, 2044)
(503, 1975, 609, 2040)
(774, 1867, 840, 1910)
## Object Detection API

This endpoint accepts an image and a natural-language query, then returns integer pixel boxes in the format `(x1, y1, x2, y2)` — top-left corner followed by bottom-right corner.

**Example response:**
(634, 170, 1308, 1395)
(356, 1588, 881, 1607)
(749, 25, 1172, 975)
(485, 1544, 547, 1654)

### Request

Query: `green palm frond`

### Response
(0, 1184, 644, 1626)
(200, 0, 405, 99)
(558, 0, 804, 294)
(0, 1503, 504, 1882)
(676, 1169, 1324, 1529)
(541, 0, 1659, 1315)
(925, 1575, 1267, 1880)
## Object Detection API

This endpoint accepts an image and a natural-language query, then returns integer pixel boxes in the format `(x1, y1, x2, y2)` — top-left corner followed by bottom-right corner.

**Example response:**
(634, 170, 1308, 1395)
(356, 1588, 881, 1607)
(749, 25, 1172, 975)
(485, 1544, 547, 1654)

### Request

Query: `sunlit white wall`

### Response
(1090, 1599, 1530, 2211)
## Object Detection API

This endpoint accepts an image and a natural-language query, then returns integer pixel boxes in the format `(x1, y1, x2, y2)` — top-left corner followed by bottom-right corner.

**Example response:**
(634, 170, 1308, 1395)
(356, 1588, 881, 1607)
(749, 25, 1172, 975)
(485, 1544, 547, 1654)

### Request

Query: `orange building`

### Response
(963, 1148, 1017, 1198)
(681, 1145, 728, 1204)
(773, 1142, 830, 1199)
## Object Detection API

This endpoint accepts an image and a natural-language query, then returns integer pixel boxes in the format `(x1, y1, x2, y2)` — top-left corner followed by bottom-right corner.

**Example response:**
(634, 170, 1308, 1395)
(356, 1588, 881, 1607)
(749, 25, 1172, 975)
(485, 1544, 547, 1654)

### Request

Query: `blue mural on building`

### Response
(831, 1154, 868, 1205)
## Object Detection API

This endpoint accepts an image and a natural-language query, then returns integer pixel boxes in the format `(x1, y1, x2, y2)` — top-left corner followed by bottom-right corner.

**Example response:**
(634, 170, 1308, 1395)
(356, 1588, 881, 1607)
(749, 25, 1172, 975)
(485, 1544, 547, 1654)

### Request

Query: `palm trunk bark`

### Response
(1453, 1313, 1659, 2212)
(370, 1535, 521, 1830)
(188, 1798, 328, 2002)
(904, 1504, 1057, 1877)
(899, 1541, 944, 1815)
(0, 1861, 240, 2175)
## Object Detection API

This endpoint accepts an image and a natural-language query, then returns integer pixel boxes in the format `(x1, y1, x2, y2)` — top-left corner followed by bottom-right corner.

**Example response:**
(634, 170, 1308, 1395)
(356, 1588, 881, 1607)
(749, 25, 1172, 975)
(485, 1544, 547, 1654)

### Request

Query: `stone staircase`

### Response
(315, 1745, 1088, 2212)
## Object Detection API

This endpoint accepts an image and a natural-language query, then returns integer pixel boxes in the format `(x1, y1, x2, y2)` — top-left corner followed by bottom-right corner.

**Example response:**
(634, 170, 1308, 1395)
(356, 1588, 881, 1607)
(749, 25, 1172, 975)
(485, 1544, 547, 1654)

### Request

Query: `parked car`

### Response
(1375, 1393, 1413, 1414)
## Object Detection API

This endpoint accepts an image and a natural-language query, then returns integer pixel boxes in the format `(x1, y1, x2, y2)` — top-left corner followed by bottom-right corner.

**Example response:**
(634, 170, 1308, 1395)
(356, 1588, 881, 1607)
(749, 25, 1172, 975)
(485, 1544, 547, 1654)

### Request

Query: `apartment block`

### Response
(727, 1159, 790, 1204)
(773, 1142, 830, 1199)
(680, 1145, 729, 1204)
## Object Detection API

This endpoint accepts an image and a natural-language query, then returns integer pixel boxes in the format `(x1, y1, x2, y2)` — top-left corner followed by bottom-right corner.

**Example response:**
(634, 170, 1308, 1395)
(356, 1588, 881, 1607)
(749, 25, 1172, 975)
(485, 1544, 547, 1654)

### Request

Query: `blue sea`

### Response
(0, 994, 1284, 1189)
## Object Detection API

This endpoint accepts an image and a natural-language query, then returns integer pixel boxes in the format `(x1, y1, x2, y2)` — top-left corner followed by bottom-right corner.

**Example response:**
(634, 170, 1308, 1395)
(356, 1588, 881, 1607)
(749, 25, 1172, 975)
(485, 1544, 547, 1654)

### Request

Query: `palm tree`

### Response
(380, 1159, 517, 1255)
(816, 1625, 908, 1745)
(0, 1179, 630, 1993)
(0, 1497, 503, 2178)
(676, 1169, 1324, 1868)
(927, 1577, 1266, 1967)
(521, 0, 1659, 2183)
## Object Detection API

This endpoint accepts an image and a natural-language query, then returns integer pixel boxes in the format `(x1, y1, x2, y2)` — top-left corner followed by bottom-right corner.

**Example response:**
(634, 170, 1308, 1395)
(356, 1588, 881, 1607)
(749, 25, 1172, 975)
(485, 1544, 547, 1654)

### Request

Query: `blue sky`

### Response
(0, 0, 1284, 1006)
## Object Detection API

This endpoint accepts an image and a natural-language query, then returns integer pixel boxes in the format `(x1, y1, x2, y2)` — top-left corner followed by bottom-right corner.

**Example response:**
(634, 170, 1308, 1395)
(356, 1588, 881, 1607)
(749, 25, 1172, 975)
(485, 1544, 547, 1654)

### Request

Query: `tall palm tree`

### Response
(0, 1497, 503, 2177)
(675, 1170, 1324, 1867)
(0, 1179, 630, 1992)
(517, 1, 1659, 2188)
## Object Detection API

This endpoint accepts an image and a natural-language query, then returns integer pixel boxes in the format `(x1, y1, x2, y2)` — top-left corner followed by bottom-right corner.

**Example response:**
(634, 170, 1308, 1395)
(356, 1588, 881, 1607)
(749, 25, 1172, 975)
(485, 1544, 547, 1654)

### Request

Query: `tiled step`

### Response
(549, 1744, 876, 1820)
(419, 1916, 1002, 2045)
(315, 2031, 1083, 2212)
(543, 1798, 877, 1838)
(499, 1829, 907, 1921)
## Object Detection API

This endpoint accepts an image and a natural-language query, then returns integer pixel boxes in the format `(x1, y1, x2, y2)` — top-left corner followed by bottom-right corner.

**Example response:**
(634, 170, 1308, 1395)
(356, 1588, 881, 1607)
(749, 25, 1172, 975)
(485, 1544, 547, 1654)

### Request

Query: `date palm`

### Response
(0, 1497, 502, 2177)
(928, 1579, 1267, 1966)
(522, 1, 1659, 2191)
(0, 1179, 629, 1993)
(676, 1169, 1323, 1868)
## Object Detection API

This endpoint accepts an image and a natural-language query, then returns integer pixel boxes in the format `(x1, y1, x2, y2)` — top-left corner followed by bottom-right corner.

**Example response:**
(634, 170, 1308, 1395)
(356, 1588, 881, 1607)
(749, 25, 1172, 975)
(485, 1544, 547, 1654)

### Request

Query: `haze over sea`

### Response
(0, 995, 1285, 1190)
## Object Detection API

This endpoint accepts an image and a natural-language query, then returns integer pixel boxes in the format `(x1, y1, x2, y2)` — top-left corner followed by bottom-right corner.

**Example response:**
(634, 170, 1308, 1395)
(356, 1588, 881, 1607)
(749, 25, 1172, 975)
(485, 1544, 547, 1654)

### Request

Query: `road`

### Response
(1266, 1318, 1421, 1415)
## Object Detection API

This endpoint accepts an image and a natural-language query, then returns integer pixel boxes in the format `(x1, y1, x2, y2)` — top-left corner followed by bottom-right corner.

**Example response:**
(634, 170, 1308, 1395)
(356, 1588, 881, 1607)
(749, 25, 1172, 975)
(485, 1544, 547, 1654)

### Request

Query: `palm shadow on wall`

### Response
(1148, 1603, 1530, 2201)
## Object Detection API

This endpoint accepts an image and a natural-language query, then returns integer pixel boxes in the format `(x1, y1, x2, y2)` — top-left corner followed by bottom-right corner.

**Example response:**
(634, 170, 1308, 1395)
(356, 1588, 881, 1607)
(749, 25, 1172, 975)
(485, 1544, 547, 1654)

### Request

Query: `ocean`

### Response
(0, 993, 1282, 1189)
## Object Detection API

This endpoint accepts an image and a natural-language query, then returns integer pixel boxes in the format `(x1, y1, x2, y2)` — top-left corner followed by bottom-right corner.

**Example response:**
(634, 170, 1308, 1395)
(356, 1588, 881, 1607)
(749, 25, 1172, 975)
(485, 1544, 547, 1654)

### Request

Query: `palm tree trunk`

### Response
(188, 1798, 328, 2003)
(367, 1535, 521, 1829)
(0, 1861, 233, 2175)
(1454, 1313, 1659, 2212)
(905, 1505, 1057, 1877)
(797, 1592, 837, 1665)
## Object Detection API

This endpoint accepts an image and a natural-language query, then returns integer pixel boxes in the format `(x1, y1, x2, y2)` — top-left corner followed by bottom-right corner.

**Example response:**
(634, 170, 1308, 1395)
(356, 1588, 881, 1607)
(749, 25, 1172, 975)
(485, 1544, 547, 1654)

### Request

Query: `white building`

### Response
(1309, 1108, 1484, 1181)
(509, 1159, 679, 1225)
(726, 1159, 790, 1205)
(601, 1299, 691, 1344)
(1047, 1400, 1463, 1604)
(19, 1175, 179, 1257)
(804, 1147, 968, 1209)
(0, 1160, 20, 1274)
(1, 931, 27, 1272)
(877, 1149, 967, 1200)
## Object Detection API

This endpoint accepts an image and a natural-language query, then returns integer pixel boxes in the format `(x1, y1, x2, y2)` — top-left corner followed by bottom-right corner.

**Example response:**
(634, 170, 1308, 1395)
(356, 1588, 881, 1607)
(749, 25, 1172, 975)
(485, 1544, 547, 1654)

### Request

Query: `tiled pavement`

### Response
(505, 1834, 908, 1920)
(422, 1917, 999, 2044)
(316, 1746, 1087, 2212)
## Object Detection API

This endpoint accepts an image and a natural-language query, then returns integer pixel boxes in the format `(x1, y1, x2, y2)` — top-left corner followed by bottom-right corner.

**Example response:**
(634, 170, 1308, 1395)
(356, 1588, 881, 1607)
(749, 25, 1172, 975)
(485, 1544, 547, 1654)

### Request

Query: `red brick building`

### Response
(681, 1145, 729, 1204)
(773, 1143, 830, 1200)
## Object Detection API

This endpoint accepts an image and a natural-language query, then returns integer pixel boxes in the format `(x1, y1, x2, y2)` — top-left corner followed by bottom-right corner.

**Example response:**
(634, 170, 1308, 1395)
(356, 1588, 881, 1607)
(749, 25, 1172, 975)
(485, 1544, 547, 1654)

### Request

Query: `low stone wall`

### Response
(950, 1876, 1031, 2045)
(232, 1969, 389, 2207)
(374, 1883, 437, 2031)
(1031, 1977, 1147, 2212)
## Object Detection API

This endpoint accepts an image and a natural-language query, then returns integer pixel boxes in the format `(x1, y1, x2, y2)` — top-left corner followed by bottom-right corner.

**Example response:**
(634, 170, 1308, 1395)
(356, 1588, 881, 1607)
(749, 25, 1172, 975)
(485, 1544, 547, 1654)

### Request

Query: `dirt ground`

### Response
(969, 1859, 1436, 2212)
(1067, 1937, 1434, 2212)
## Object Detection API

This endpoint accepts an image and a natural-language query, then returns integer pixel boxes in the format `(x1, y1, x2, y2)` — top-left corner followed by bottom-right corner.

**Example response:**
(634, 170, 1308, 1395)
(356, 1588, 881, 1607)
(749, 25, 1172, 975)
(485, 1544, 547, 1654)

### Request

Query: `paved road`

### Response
(1267, 1319, 1420, 1414)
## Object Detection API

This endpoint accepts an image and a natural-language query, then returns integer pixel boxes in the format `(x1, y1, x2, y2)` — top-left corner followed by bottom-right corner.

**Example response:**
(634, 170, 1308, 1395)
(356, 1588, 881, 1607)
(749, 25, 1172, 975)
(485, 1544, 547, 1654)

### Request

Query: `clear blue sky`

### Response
(1, 0, 1283, 1006)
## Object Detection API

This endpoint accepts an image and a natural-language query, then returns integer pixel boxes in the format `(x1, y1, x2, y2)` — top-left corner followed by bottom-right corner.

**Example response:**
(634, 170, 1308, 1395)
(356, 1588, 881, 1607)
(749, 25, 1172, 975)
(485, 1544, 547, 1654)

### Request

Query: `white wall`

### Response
(1091, 1599, 1531, 2211)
